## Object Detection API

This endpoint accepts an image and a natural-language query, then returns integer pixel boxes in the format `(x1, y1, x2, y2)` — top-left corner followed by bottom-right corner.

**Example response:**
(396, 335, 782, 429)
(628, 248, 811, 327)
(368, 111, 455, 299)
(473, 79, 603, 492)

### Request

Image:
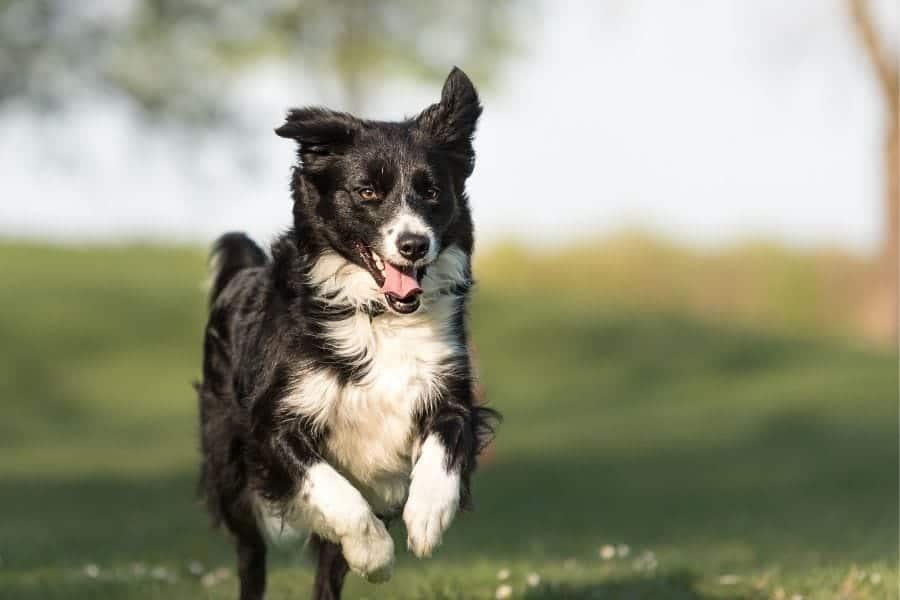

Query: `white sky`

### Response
(0, 0, 895, 254)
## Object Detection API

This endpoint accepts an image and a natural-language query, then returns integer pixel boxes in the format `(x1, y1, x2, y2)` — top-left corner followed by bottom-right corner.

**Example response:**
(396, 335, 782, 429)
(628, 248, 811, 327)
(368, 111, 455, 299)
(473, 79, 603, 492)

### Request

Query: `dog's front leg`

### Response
(296, 462, 395, 582)
(249, 371, 394, 584)
(403, 432, 462, 558)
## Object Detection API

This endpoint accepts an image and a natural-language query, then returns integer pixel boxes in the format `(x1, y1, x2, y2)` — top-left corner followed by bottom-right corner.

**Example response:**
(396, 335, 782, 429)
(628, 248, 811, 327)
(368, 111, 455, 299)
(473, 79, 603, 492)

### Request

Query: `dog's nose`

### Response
(397, 232, 430, 261)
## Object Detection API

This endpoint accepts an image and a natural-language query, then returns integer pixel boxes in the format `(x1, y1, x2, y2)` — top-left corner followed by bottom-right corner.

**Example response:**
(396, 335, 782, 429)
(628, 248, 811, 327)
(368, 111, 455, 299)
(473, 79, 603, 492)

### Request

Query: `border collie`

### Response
(197, 67, 499, 600)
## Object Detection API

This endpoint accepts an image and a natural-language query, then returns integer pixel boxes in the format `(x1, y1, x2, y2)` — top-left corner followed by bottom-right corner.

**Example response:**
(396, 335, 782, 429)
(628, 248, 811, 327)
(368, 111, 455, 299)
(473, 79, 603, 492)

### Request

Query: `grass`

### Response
(0, 241, 896, 599)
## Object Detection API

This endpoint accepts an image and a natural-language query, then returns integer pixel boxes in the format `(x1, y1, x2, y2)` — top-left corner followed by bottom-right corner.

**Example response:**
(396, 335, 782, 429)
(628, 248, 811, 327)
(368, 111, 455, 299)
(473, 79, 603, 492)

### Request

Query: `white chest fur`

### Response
(283, 246, 469, 514)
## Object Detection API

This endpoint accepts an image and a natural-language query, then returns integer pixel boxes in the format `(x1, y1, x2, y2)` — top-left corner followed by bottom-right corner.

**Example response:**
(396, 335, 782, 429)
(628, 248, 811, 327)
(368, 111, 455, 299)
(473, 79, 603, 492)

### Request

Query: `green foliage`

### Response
(0, 242, 895, 599)
(0, 0, 525, 123)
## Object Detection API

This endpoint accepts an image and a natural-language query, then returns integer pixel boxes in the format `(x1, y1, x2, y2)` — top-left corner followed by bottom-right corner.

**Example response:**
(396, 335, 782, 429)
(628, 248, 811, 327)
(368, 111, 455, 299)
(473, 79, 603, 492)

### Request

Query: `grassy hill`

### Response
(0, 242, 895, 599)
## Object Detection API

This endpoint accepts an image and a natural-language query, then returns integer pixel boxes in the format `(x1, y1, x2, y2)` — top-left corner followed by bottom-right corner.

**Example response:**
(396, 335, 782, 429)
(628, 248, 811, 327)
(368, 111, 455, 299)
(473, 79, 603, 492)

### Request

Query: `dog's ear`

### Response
(275, 107, 360, 163)
(416, 67, 482, 178)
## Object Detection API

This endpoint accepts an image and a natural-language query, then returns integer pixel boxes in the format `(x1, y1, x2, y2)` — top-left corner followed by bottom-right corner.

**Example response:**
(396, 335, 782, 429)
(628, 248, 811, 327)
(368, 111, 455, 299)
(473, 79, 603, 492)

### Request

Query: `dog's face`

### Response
(277, 68, 481, 315)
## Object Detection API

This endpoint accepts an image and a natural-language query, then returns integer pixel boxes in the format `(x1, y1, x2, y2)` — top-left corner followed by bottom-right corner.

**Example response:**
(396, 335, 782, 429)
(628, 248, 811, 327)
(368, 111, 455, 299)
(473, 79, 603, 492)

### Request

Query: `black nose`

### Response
(397, 232, 430, 261)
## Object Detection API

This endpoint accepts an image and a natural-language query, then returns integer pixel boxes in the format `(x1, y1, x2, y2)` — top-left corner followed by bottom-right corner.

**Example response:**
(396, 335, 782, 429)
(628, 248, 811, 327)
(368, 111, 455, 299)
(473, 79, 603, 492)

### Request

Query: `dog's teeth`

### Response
(373, 255, 385, 271)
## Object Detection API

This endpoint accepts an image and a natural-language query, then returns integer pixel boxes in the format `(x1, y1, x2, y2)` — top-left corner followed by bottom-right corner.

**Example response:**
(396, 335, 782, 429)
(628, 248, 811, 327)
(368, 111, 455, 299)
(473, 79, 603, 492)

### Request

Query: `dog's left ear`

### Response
(416, 67, 483, 178)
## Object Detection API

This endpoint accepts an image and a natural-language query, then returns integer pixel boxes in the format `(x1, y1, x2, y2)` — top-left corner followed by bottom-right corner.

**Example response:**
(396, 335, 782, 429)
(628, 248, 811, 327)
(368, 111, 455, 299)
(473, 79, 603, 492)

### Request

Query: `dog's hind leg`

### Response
(237, 533, 267, 600)
(221, 499, 268, 600)
(310, 533, 349, 600)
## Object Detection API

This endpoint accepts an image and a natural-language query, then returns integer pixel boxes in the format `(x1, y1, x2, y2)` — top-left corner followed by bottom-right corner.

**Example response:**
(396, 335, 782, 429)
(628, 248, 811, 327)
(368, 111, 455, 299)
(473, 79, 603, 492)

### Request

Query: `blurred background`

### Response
(1, 1, 897, 599)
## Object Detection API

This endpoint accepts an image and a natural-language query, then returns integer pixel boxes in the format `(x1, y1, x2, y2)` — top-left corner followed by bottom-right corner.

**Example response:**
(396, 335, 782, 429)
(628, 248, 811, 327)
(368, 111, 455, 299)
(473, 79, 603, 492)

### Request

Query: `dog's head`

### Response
(276, 67, 481, 315)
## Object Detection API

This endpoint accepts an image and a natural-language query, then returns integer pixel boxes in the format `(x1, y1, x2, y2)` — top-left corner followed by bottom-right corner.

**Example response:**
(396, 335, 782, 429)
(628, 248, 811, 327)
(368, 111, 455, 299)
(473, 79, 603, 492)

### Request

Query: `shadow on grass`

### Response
(0, 472, 222, 570)
(2, 398, 895, 571)
(458, 427, 896, 566)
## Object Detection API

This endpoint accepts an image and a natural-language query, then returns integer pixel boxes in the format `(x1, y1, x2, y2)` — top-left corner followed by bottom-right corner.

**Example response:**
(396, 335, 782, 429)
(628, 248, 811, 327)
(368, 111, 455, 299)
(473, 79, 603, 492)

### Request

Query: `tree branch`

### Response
(849, 0, 899, 108)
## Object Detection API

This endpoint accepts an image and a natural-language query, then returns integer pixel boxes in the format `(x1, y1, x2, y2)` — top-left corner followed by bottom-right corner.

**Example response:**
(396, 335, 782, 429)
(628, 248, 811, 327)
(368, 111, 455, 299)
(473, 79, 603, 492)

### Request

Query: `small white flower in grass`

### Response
(632, 551, 657, 572)
(616, 544, 630, 558)
(131, 563, 146, 576)
(151, 566, 177, 584)
(870, 573, 882, 585)
(201, 567, 232, 588)
(526, 573, 541, 587)
(188, 561, 204, 576)
(83, 564, 100, 578)
(599, 545, 616, 560)
(497, 568, 511, 581)
(718, 575, 740, 585)
(495, 583, 513, 599)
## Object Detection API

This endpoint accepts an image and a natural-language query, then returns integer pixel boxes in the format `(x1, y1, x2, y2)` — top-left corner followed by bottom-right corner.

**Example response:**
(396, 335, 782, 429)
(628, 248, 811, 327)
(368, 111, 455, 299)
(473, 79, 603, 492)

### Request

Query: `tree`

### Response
(848, 0, 898, 343)
(0, 0, 525, 124)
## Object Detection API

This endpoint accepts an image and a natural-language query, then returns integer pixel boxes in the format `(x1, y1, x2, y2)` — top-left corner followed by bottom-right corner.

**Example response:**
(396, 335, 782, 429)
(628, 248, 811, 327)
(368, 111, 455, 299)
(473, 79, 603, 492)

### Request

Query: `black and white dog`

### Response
(197, 68, 498, 600)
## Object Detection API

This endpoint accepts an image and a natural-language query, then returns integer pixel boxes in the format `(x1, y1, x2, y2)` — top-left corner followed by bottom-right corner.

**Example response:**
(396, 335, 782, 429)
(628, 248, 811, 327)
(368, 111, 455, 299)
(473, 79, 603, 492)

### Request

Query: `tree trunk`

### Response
(849, 0, 899, 344)
(883, 116, 898, 343)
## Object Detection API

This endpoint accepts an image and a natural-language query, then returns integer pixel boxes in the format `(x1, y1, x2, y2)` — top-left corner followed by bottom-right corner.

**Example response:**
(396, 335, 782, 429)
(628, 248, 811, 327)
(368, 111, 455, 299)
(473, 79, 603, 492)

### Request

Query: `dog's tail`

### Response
(208, 232, 267, 306)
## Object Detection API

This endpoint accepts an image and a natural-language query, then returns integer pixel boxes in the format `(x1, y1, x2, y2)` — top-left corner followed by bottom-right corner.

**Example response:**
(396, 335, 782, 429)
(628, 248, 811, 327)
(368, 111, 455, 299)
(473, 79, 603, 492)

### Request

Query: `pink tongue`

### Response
(380, 262, 422, 299)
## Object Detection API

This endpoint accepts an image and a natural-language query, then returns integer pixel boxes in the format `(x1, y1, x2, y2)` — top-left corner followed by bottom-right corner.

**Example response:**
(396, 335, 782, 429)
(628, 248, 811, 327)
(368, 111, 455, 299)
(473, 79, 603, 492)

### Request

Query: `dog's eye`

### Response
(358, 188, 379, 202)
(423, 187, 439, 201)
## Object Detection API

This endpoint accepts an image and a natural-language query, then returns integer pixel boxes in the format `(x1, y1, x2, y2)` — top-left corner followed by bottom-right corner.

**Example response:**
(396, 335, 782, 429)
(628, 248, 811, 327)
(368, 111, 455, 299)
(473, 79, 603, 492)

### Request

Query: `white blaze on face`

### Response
(378, 206, 438, 267)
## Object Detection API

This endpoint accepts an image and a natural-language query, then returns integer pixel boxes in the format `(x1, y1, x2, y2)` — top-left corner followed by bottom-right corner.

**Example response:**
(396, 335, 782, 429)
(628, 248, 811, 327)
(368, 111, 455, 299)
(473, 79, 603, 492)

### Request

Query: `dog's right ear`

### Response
(275, 107, 360, 161)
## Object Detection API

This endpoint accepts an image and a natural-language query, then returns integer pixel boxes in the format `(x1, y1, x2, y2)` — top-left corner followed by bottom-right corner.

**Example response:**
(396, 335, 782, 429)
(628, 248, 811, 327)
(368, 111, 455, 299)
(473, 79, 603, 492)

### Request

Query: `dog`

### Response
(197, 67, 499, 600)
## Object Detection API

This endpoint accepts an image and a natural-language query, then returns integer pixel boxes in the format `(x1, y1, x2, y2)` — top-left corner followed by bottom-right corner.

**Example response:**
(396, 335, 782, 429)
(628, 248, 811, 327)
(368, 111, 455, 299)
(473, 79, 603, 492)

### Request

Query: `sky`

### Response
(0, 0, 895, 255)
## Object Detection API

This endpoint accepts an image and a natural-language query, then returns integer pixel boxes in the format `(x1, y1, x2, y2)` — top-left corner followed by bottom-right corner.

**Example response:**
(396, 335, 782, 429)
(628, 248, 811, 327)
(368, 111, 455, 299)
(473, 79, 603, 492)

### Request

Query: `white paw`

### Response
(295, 463, 395, 582)
(403, 436, 461, 558)
(340, 513, 395, 583)
(403, 486, 458, 558)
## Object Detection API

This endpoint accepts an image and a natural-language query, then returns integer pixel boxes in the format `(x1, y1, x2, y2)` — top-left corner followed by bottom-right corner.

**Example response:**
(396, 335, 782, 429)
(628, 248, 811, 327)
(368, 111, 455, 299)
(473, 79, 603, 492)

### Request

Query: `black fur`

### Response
(309, 534, 350, 600)
(208, 232, 268, 305)
(197, 67, 498, 600)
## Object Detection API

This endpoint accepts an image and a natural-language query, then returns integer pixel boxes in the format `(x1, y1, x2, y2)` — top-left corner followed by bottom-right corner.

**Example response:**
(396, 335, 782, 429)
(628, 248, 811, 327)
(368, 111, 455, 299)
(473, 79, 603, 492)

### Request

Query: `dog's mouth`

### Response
(355, 242, 424, 315)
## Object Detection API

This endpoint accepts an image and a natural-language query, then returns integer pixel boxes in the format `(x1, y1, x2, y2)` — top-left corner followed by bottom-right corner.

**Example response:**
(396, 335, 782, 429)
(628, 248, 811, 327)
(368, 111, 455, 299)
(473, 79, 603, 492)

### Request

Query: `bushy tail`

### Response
(208, 232, 267, 305)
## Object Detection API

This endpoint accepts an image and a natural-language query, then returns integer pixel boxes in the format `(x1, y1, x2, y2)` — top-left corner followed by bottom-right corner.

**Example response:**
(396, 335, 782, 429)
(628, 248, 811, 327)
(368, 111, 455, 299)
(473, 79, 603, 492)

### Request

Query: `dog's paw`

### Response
(340, 513, 395, 583)
(403, 484, 459, 557)
(403, 439, 461, 558)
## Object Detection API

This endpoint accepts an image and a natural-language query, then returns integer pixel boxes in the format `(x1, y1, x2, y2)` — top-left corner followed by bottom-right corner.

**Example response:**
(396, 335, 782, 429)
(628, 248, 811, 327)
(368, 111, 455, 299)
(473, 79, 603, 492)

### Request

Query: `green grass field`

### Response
(0, 243, 896, 599)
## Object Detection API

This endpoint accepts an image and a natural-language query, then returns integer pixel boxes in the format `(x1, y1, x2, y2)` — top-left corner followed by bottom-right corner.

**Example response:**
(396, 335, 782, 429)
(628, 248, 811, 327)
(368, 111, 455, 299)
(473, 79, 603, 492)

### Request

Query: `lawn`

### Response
(0, 242, 896, 599)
